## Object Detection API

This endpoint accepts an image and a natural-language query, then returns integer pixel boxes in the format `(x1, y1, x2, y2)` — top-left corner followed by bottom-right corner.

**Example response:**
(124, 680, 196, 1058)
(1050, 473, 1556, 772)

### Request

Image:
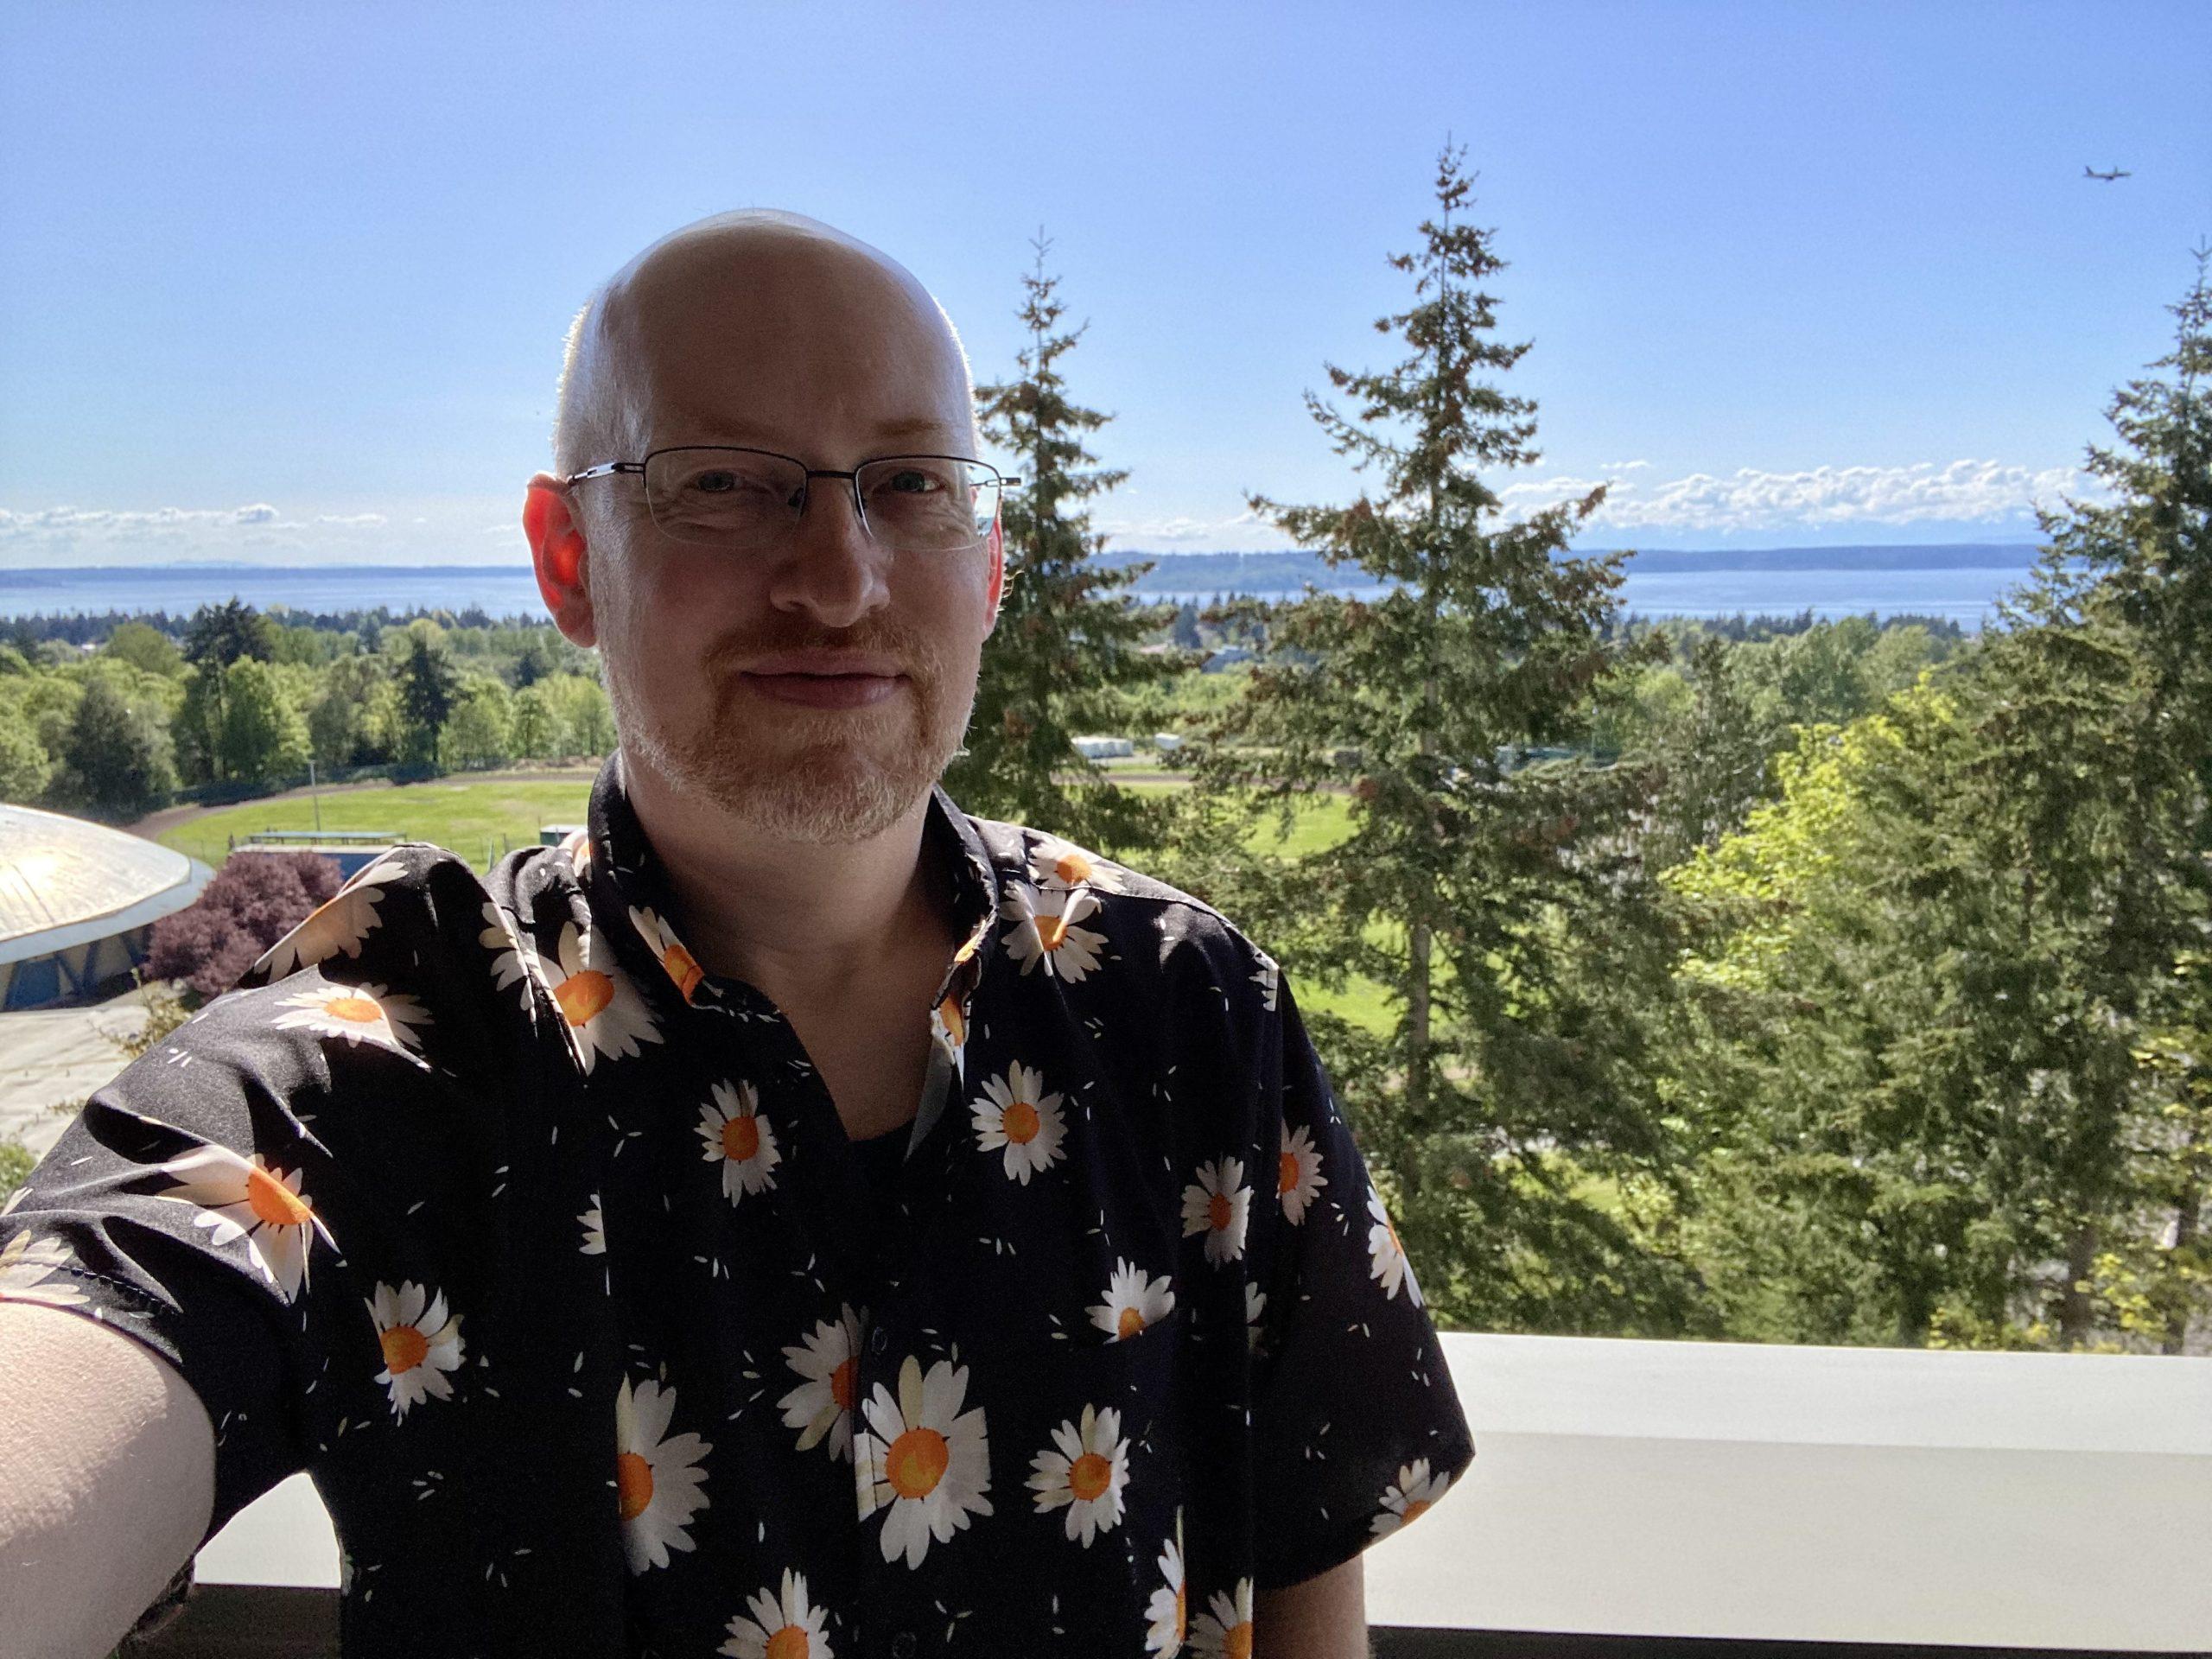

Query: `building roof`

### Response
(0, 803, 212, 966)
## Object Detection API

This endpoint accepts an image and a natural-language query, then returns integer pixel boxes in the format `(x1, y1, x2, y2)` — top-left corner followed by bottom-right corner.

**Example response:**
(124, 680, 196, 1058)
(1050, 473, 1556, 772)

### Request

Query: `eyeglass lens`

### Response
(642, 449, 998, 551)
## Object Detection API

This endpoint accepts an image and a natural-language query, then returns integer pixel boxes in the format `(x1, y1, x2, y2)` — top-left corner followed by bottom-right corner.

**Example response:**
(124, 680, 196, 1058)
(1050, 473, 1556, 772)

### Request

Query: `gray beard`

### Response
(602, 651, 974, 846)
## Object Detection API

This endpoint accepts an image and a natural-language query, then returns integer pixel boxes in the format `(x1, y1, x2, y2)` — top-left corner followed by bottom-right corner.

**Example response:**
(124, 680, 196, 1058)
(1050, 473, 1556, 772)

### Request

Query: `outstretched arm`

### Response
(0, 1303, 215, 1659)
(1255, 1553, 1369, 1659)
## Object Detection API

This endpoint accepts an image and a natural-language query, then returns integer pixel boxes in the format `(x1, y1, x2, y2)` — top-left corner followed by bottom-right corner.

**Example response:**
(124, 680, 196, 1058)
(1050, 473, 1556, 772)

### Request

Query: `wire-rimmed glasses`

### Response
(563, 446, 1016, 555)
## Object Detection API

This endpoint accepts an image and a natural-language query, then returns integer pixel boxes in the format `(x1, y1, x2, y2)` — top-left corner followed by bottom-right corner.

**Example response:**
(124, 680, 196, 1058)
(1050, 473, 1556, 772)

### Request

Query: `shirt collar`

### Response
(579, 749, 1003, 1016)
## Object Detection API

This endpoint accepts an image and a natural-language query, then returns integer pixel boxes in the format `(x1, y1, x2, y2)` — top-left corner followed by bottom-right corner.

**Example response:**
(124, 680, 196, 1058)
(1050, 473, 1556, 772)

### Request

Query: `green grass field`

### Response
(156, 776, 599, 871)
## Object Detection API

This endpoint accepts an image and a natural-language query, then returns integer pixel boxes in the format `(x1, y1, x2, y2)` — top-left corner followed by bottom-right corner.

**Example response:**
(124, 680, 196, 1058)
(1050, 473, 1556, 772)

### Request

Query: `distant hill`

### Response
(1103, 543, 2044, 594)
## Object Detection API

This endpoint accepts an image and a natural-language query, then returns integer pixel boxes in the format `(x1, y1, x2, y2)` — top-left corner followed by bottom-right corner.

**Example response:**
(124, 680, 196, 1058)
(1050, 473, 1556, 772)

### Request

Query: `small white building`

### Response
(1071, 735, 1135, 760)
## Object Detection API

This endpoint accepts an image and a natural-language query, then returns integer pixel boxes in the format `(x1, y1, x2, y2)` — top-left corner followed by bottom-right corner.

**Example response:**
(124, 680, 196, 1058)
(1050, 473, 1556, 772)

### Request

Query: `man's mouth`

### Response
(735, 669, 906, 710)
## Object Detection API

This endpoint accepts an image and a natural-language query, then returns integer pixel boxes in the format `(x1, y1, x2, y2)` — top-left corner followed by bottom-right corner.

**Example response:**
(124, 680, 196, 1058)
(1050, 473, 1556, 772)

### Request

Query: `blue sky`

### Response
(2, 0, 2205, 566)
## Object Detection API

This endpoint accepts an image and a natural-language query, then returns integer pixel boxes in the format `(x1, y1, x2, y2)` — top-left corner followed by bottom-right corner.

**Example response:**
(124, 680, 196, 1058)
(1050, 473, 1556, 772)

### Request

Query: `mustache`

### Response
(702, 619, 943, 680)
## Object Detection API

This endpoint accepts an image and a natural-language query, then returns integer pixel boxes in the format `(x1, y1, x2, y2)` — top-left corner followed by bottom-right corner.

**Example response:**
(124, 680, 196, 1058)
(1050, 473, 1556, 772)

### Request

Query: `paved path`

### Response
(0, 983, 161, 1159)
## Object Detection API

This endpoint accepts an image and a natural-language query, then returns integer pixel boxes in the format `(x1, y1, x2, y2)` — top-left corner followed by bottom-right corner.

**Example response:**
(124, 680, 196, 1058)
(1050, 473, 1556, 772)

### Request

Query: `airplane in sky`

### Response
(2084, 165, 2133, 181)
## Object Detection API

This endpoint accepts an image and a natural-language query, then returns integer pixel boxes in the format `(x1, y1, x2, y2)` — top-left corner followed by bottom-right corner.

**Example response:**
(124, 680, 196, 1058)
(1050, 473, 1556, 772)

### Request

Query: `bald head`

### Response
(552, 210, 976, 481)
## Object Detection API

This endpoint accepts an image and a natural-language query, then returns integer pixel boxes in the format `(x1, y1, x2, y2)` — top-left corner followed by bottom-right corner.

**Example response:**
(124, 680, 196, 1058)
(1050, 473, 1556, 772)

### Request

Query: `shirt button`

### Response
(870, 1328, 889, 1355)
(891, 1633, 917, 1659)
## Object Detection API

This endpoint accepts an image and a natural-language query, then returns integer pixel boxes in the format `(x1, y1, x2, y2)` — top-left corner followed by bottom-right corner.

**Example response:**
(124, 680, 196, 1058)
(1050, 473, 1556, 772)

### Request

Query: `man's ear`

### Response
(524, 475, 597, 648)
(983, 516, 1006, 633)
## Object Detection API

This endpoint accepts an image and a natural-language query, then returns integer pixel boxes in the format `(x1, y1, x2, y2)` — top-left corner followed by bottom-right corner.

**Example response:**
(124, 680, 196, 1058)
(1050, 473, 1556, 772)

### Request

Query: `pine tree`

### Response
(944, 236, 1180, 855)
(397, 628, 459, 771)
(1192, 147, 1700, 1335)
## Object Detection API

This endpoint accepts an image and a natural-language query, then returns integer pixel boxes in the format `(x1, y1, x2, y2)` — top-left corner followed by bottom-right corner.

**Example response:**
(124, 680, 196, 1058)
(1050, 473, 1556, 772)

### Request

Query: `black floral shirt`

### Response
(0, 756, 1475, 1658)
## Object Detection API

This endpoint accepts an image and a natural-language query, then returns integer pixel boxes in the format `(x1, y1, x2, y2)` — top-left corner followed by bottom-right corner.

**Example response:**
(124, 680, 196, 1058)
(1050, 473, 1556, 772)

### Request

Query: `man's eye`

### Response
(692, 471, 740, 493)
(884, 468, 942, 494)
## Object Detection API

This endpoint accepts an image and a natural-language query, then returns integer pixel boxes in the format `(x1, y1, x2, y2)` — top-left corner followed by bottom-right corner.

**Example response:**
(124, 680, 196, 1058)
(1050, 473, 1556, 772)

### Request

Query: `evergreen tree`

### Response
(1189, 148, 1700, 1335)
(60, 673, 175, 820)
(943, 236, 1179, 855)
(397, 629, 460, 770)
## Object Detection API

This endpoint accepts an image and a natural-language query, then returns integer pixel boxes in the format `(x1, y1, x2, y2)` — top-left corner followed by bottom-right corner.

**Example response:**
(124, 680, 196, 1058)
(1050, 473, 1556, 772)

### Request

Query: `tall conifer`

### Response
(1193, 148, 1700, 1334)
(946, 238, 1178, 855)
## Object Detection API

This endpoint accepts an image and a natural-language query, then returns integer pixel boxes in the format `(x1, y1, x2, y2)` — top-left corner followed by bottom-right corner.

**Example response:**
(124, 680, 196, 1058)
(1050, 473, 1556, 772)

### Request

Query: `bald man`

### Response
(0, 213, 1473, 1658)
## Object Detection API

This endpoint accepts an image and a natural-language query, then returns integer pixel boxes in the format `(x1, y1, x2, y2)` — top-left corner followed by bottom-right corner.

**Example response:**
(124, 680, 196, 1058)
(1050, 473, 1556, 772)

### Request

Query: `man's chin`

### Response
(687, 747, 938, 845)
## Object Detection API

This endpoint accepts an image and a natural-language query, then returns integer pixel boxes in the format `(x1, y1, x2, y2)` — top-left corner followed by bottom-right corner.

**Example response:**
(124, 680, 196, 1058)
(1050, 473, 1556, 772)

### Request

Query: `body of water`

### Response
(0, 562, 2036, 626)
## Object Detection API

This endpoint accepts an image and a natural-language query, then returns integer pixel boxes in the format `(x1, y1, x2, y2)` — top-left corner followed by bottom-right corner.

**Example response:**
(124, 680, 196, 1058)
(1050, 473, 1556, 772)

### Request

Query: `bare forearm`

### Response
(0, 1303, 215, 1659)
(1255, 1552, 1369, 1658)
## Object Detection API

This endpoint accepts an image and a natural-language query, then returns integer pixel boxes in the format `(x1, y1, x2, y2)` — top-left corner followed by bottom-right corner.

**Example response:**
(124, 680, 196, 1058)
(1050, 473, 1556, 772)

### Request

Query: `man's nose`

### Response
(769, 477, 890, 626)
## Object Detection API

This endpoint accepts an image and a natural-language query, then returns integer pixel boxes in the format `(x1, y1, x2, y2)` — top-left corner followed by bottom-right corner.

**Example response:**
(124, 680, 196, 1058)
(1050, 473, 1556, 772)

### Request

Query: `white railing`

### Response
(194, 1332, 2212, 1653)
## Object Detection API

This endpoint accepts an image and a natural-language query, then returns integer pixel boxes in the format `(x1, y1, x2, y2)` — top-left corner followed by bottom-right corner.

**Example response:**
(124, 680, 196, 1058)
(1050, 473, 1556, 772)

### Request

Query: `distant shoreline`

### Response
(0, 543, 2044, 593)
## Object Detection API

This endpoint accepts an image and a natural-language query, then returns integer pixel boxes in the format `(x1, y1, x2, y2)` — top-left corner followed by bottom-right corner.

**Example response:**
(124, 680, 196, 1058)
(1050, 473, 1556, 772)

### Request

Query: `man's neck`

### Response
(618, 752, 953, 1009)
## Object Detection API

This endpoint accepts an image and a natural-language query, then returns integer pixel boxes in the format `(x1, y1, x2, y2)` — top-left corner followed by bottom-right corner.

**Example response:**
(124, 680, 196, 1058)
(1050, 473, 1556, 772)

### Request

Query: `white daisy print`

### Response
(365, 1280, 465, 1421)
(579, 1193, 607, 1255)
(1370, 1457, 1453, 1538)
(560, 828, 594, 872)
(1145, 1510, 1187, 1656)
(1026, 834, 1126, 894)
(615, 1375, 712, 1573)
(999, 884, 1109, 982)
(155, 1146, 334, 1302)
(697, 1080, 782, 1203)
(1088, 1258, 1175, 1342)
(1276, 1122, 1326, 1224)
(778, 1303, 863, 1463)
(930, 990, 967, 1071)
(1367, 1183, 1422, 1306)
(1244, 1281, 1268, 1354)
(271, 982, 431, 1055)
(629, 906, 707, 1004)
(480, 901, 543, 1011)
(1027, 1402, 1131, 1547)
(856, 1355, 993, 1569)
(1250, 951, 1280, 1012)
(537, 921, 661, 1073)
(1179, 1157, 1251, 1268)
(720, 1567, 834, 1659)
(971, 1063, 1069, 1184)
(1189, 1577, 1254, 1658)
(255, 878, 385, 980)
(0, 1232, 90, 1309)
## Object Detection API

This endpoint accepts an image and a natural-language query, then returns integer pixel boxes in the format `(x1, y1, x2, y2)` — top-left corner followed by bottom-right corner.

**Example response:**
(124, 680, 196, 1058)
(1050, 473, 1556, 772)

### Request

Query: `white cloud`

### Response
(1599, 459, 1652, 472)
(0, 496, 524, 566)
(1495, 458, 2112, 534)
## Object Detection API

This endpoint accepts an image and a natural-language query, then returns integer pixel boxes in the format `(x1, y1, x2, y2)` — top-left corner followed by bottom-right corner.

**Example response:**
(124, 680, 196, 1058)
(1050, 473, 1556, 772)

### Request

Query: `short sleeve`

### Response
(1243, 965, 1477, 1590)
(0, 846, 518, 1545)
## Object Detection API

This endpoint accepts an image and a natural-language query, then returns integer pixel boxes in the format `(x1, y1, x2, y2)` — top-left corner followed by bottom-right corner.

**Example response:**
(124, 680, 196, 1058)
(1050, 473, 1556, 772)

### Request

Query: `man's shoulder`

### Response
(959, 810, 1277, 972)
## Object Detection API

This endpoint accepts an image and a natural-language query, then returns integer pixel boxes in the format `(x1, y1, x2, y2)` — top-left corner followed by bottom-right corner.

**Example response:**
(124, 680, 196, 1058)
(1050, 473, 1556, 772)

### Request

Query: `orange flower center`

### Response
(1036, 914, 1070, 951)
(379, 1323, 429, 1375)
(766, 1627, 811, 1659)
(721, 1113, 761, 1162)
(1054, 852, 1093, 885)
(830, 1357, 857, 1414)
(614, 1451, 654, 1521)
(662, 944, 703, 1001)
(886, 1426, 950, 1500)
(1278, 1150, 1300, 1196)
(321, 994, 382, 1025)
(245, 1165, 314, 1229)
(1208, 1192, 1233, 1232)
(938, 995, 965, 1047)
(556, 969, 614, 1027)
(1116, 1306, 1147, 1339)
(1001, 1099, 1041, 1144)
(1068, 1450, 1114, 1503)
(1225, 1621, 1254, 1659)
(1399, 1497, 1432, 1527)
